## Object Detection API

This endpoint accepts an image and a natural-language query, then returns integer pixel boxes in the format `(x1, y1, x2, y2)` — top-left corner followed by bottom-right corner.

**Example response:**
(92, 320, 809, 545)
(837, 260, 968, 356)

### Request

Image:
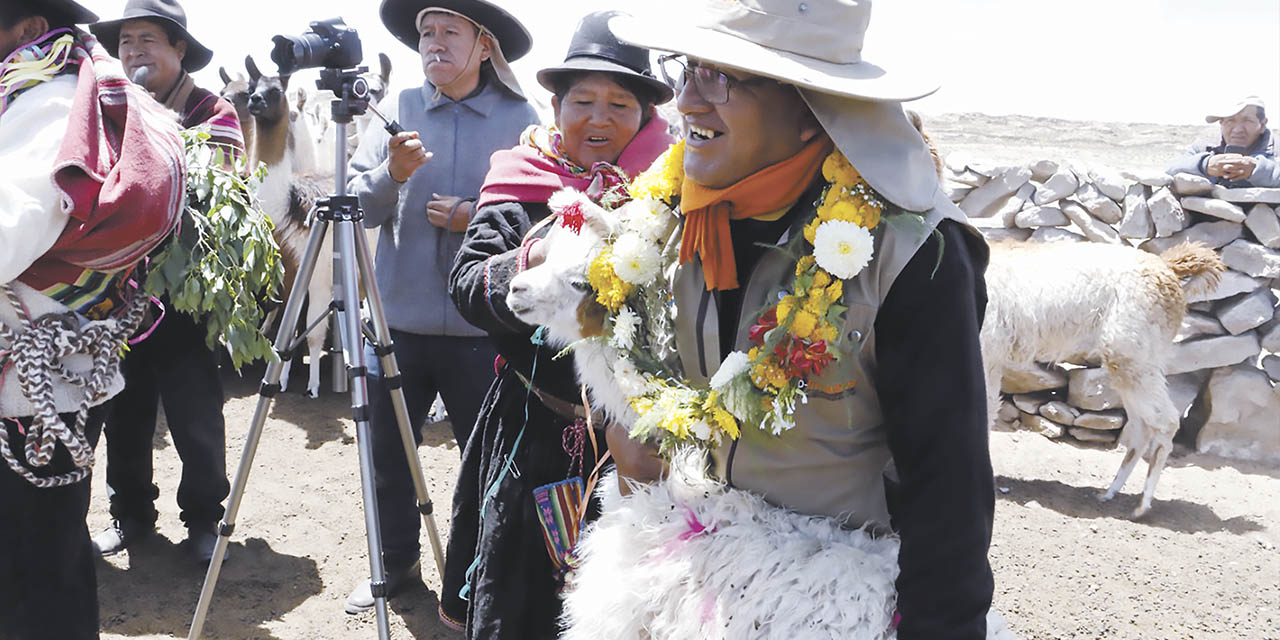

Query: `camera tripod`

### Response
(188, 68, 445, 640)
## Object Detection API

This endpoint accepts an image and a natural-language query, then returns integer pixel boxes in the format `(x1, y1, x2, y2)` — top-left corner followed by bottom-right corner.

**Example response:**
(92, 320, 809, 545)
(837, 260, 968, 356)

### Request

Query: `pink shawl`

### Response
(478, 112, 675, 208)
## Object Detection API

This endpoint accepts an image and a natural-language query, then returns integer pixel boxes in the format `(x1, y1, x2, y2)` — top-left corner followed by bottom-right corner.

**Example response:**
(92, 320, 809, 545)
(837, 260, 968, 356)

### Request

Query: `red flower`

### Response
(748, 307, 778, 345)
(558, 201, 586, 235)
(774, 337, 834, 379)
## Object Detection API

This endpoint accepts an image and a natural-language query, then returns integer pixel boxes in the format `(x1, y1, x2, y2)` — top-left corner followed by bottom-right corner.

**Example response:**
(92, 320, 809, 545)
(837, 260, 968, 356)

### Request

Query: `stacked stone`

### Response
(947, 157, 1280, 463)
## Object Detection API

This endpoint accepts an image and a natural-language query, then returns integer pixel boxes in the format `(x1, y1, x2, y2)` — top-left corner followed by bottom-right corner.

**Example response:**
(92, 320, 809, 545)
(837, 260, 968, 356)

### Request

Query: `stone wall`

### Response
(949, 157, 1280, 464)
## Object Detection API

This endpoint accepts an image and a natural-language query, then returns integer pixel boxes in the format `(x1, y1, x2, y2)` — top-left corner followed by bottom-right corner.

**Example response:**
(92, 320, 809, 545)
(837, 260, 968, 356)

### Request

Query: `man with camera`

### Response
(87, 0, 244, 564)
(1, 1, 186, 636)
(343, 0, 538, 613)
(1167, 96, 1280, 188)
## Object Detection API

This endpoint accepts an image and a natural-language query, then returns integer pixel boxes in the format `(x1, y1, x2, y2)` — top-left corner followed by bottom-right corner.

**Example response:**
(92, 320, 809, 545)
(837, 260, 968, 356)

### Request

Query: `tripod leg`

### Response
(188, 217, 332, 640)
(334, 219, 393, 640)
(352, 220, 448, 582)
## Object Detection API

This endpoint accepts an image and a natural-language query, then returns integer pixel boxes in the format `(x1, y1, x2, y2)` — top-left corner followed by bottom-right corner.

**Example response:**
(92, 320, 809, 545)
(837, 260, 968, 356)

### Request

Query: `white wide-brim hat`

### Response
(611, 0, 942, 212)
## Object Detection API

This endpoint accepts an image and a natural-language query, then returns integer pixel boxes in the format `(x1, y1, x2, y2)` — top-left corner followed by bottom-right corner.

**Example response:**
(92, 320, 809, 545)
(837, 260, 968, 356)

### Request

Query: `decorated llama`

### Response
(507, 190, 636, 426)
(507, 189, 1016, 640)
(245, 55, 333, 398)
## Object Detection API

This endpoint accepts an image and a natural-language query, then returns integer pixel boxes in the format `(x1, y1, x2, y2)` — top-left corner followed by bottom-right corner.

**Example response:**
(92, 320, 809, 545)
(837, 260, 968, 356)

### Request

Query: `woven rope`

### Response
(0, 284, 145, 488)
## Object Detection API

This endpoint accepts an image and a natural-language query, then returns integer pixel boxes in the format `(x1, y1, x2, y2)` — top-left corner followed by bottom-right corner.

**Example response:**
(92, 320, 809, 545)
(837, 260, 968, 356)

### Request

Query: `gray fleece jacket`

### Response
(347, 76, 538, 336)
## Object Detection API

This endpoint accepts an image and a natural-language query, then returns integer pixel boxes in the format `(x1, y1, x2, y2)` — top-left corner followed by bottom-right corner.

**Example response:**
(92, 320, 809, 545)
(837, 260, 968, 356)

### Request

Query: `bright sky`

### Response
(81, 0, 1279, 126)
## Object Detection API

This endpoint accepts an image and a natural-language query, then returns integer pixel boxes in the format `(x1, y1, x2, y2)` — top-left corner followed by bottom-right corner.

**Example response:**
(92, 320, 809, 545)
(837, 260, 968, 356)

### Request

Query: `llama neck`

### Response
(571, 339, 636, 424)
(254, 114, 292, 168)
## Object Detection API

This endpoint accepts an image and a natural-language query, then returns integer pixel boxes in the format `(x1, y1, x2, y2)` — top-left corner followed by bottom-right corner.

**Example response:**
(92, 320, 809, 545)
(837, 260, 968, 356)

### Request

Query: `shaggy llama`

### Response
(508, 191, 1015, 639)
(245, 56, 333, 397)
(981, 239, 1224, 517)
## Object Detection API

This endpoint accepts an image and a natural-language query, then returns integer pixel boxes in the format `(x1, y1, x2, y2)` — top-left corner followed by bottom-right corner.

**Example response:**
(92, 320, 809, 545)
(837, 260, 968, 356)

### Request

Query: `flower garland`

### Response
(566, 141, 888, 453)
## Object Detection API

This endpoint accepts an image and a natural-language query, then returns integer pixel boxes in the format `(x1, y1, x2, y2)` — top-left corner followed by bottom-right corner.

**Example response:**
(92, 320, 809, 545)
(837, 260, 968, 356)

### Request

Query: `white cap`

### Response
(1206, 96, 1266, 123)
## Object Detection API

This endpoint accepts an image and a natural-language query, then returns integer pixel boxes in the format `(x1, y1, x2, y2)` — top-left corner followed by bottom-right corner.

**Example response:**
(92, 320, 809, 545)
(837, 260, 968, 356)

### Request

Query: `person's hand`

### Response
(426, 193, 472, 231)
(1205, 153, 1243, 178)
(1223, 155, 1258, 181)
(388, 131, 431, 183)
(605, 421, 666, 496)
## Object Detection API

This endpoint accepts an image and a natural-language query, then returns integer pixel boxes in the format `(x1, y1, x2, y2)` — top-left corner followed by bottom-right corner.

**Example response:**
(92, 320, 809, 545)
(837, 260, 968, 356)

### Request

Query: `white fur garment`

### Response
(561, 452, 1016, 640)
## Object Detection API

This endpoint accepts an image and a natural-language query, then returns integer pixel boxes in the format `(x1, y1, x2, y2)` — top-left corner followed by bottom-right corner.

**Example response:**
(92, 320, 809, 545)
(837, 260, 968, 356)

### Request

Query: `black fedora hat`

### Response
(90, 0, 213, 72)
(33, 0, 98, 24)
(380, 0, 532, 62)
(536, 11, 673, 104)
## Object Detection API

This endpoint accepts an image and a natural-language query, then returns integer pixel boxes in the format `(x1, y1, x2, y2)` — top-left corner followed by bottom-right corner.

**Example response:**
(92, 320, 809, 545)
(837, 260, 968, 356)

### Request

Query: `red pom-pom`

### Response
(559, 201, 586, 235)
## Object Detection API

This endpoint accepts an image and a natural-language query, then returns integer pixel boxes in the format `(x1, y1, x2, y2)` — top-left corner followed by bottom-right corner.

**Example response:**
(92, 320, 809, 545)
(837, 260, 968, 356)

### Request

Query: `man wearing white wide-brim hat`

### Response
(606, 0, 996, 637)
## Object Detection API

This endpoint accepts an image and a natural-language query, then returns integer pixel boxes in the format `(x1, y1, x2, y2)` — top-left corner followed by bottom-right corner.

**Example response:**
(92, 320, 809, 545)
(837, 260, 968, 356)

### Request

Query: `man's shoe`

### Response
(344, 560, 421, 614)
(186, 525, 225, 565)
(91, 518, 154, 556)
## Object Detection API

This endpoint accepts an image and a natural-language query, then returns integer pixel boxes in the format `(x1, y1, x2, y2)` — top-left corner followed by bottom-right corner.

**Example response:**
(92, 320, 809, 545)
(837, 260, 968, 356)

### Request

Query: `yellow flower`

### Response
(829, 199, 861, 224)
(804, 290, 830, 316)
(791, 309, 818, 339)
(821, 151, 859, 187)
(858, 202, 882, 230)
(815, 323, 840, 343)
(661, 408, 694, 439)
(630, 396, 654, 415)
(812, 269, 831, 289)
(586, 249, 633, 312)
(751, 359, 787, 390)
(711, 406, 740, 440)
(630, 141, 685, 203)
(795, 255, 816, 276)
(803, 218, 820, 244)
(825, 280, 843, 302)
(776, 295, 798, 322)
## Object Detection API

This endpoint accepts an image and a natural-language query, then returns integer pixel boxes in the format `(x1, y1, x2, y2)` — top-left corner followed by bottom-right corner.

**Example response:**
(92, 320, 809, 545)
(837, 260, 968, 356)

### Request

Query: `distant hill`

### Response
(916, 111, 1222, 173)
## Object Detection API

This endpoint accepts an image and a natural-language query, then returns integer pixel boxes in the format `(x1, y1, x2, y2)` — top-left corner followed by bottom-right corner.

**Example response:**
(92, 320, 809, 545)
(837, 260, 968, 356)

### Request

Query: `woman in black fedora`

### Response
(441, 10, 674, 638)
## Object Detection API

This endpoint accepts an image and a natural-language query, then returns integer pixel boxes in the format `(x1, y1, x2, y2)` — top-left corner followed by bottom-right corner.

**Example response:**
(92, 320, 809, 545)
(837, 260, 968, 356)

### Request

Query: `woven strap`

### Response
(0, 284, 146, 488)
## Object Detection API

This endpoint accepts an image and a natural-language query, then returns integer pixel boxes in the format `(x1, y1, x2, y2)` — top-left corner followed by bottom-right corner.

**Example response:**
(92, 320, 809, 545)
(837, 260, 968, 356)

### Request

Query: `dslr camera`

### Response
(271, 18, 363, 75)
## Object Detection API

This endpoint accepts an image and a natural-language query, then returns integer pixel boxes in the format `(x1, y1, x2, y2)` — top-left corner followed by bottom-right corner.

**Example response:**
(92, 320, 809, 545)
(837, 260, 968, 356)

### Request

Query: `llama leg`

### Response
(984, 362, 1004, 429)
(1133, 444, 1171, 518)
(279, 357, 293, 393)
(1099, 446, 1140, 502)
(306, 329, 324, 399)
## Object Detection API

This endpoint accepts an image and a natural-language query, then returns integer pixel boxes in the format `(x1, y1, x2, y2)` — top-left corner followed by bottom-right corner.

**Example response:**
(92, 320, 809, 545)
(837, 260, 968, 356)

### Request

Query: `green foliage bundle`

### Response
(144, 128, 284, 369)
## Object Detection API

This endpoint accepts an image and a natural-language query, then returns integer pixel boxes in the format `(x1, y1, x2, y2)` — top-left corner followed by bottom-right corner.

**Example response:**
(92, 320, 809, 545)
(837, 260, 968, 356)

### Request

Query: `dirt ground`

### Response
(86, 361, 1280, 640)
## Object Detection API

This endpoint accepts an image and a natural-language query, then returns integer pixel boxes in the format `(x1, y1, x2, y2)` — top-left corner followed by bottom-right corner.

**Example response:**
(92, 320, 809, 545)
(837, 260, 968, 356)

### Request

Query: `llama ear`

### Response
(219, 67, 232, 86)
(379, 53, 392, 83)
(245, 55, 261, 83)
(547, 188, 614, 237)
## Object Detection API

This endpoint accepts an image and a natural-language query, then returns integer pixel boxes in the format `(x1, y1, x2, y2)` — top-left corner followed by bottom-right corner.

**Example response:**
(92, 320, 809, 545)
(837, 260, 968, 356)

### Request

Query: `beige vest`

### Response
(674, 190, 970, 529)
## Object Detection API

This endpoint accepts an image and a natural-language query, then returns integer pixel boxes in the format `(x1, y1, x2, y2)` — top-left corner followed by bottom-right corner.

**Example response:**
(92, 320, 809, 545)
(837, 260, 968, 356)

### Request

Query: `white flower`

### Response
(690, 419, 713, 441)
(622, 199, 674, 242)
(609, 306, 640, 350)
(613, 357, 648, 397)
(611, 232, 661, 285)
(709, 351, 750, 389)
(812, 220, 875, 280)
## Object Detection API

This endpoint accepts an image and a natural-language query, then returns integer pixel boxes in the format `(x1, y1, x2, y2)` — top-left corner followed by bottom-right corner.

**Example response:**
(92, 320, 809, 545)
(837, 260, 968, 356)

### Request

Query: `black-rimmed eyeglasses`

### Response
(658, 54, 777, 105)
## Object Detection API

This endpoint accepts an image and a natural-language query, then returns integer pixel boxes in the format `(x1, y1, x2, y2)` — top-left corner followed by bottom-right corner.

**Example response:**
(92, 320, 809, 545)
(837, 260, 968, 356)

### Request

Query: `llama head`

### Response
(246, 55, 291, 126)
(363, 53, 393, 105)
(507, 190, 617, 347)
(218, 67, 252, 125)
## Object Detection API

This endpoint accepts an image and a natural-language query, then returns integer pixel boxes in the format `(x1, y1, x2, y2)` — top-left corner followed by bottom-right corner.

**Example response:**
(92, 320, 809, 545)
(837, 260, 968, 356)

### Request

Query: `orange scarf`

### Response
(679, 136, 833, 290)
